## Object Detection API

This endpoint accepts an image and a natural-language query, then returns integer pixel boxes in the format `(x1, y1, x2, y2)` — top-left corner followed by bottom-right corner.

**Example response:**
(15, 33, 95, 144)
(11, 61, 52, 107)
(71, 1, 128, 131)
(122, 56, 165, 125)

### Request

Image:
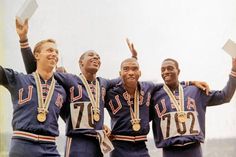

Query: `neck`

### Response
(167, 82, 179, 91)
(124, 84, 136, 97)
(82, 71, 96, 82)
(36, 68, 54, 80)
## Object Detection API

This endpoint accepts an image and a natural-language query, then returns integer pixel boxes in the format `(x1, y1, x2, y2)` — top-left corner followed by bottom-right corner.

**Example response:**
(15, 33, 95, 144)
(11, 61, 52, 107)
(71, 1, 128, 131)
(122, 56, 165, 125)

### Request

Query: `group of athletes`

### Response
(0, 17, 236, 157)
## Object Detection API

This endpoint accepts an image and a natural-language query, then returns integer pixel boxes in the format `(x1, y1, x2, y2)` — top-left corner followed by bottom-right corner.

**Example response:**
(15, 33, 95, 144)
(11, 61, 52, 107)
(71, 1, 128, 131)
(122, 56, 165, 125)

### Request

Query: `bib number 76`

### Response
(70, 102, 94, 129)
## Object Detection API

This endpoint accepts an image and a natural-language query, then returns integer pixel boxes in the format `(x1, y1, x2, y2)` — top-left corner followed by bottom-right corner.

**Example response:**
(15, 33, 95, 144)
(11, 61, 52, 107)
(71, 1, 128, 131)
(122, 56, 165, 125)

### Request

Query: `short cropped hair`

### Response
(33, 39, 56, 55)
(120, 58, 139, 70)
(163, 58, 179, 69)
(79, 50, 97, 62)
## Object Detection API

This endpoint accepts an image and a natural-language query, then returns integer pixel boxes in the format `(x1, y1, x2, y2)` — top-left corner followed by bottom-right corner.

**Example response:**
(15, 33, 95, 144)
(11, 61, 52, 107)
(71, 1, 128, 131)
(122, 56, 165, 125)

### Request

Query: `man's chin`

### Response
(49, 62, 57, 67)
(89, 68, 99, 73)
(126, 81, 138, 87)
(164, 80, 172, 86)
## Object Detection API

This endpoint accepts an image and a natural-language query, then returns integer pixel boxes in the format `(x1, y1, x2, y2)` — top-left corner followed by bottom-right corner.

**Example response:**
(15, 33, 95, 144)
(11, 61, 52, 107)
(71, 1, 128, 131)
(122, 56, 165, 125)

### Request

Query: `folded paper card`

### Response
(223, 39, 236, 58)
(16, 0, 38, 24)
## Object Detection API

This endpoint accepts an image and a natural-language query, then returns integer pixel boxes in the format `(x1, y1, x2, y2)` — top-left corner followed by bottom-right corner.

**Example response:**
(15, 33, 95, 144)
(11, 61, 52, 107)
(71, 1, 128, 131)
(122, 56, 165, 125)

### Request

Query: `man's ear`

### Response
(177, 69, 180, 75)
(79, 60, 83, 68)
(139, 70, 141, 77)
(119, 71, 122, 77)
(34, 53, 39, 60)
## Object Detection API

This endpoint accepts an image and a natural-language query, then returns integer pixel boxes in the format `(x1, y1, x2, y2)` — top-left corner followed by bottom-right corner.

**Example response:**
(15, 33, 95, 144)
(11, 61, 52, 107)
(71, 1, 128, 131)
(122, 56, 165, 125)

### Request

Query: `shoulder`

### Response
(54, 72, 80, 81)
(2, 67, 27, 78)
(97, 76, 106, 82)
(107, 83, 123, 93)
(98, 77, 120, 83)
(140, 81, 155, 87)
(184, 85, 201, 91)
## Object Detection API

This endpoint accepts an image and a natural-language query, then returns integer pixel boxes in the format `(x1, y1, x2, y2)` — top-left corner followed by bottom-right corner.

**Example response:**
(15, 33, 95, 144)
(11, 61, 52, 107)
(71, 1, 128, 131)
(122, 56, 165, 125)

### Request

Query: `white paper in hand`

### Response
(16, 0, 38, 25)
(223, 39, 236, 58)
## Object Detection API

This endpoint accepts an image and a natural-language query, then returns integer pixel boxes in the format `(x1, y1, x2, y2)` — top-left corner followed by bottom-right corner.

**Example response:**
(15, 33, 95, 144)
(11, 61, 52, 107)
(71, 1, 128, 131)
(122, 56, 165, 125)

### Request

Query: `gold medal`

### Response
(93, 113, 100, 122)
(132, 123, 141, 131)
(79, 74, 100, 125)
(128, 89, 141, 132)
(37, 112, 46, 122)
(164, 84, 186, 123)
(177, 112, 187, 123)
(34, 73, 55, 124)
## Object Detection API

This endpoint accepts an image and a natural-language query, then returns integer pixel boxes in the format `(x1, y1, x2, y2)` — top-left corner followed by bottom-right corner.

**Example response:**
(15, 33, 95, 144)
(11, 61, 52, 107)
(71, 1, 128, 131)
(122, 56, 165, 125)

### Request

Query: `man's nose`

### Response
(51, 52, 58, 61)
(128, 70, 134, 75)
(92, 55, 99, 59)
(162, 69, 169, 75)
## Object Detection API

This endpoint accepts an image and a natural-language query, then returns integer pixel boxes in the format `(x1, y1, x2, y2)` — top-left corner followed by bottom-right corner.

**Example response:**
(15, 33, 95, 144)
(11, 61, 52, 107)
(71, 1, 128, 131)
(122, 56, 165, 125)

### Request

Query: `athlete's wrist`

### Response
(19, 38, 29, 48)
(19, 38, 28, 43)
(132, 56, 137, 60)
(230, 70, 236, 77)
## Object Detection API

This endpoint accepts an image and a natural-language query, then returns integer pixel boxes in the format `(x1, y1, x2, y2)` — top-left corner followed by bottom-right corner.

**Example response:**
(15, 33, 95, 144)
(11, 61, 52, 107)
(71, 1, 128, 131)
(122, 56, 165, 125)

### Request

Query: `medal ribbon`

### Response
(33, 72, 55, 114)
(79, 74, 100, 114)
(127, 88, 140, 124)
(163, 83, 184, 112)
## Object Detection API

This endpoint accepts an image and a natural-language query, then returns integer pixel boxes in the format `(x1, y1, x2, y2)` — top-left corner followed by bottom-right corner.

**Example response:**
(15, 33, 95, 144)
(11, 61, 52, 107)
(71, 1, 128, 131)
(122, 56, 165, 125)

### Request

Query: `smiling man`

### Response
(105, 58, 157, 157)
(161, 59, 180, 90)
(151, 58, 236, 157)
(0, 38, 67, 157)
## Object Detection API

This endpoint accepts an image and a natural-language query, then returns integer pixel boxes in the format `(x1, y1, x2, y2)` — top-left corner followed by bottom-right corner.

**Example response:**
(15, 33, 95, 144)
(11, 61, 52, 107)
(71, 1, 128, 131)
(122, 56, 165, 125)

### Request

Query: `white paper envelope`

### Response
(223, 39, 236, 58)
(16, 0, 38, 24)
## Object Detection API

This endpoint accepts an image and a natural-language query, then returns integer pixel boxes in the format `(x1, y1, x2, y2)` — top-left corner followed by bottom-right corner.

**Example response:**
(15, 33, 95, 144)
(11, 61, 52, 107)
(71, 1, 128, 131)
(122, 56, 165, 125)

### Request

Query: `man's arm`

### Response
(207, 58, 236, 106)
(188, 81, 210, 95)
(0, 66, 19, 92)
(16, 18, 36, 74)
(0, 66, 8, 85)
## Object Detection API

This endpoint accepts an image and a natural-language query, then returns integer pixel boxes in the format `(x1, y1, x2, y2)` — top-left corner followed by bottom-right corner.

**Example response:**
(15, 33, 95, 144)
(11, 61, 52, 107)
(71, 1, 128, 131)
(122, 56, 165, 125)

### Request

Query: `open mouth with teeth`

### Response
(128, 77, 135, 80)
(49, 58, 57, 62)
(91, 60, 100, 67)
(163, 74, 172, 80)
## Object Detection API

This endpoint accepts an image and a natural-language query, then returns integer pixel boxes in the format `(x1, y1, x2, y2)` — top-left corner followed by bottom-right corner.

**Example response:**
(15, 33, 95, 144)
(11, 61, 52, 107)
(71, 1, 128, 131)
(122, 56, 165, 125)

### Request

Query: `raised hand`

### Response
(15, 17, 28, 41)
(126, 38, 137, 59)
(232, 57, 236, 72)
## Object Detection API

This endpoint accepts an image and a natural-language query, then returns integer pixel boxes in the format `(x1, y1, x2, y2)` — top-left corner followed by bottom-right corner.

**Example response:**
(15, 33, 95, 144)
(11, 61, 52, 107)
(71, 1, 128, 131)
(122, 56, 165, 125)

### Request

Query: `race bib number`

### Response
(160, 111, 200, 139)
(70, 101, 94, 130)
